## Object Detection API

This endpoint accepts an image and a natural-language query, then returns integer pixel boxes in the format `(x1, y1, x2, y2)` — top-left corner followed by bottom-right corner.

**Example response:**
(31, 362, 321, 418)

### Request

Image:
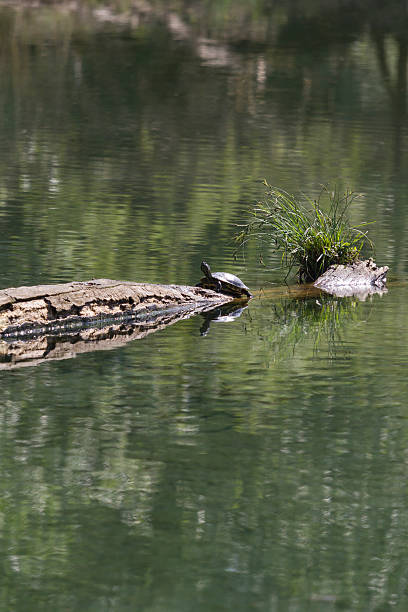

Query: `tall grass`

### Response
(236, 182, 372, 282)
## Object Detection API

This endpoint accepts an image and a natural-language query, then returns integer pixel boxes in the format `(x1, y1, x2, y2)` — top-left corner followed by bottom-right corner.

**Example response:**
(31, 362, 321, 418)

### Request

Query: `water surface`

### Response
(0, 2, 407, 610)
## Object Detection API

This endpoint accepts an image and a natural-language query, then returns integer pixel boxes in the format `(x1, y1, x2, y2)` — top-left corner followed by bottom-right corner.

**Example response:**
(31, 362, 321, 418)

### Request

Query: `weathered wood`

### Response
(314, 259, 388, 297)
(0, 279, 235, 336)
(0, 300, 234, 369)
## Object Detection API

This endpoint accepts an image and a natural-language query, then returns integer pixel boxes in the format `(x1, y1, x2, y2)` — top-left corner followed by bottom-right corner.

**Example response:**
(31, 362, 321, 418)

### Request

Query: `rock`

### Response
(314, 259, 388, 298)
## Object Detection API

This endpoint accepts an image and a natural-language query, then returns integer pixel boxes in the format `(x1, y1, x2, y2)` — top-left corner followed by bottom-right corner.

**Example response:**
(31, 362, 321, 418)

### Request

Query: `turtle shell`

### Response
(199, 271, 252, 298)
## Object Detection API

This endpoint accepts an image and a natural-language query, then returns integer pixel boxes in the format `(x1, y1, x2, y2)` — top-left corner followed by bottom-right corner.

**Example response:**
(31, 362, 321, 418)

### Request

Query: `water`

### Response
(0, 2, 408, 610)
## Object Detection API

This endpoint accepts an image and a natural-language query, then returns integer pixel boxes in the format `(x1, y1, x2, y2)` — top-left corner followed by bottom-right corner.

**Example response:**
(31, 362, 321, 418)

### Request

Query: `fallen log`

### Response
(314, 259, 388, 298)
(0, 278, 235, 337)
(0, 301, 244, 370)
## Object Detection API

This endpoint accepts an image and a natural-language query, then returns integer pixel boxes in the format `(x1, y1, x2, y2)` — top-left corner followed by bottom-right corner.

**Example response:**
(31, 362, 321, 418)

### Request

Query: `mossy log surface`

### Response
(0, 279, 234, 337)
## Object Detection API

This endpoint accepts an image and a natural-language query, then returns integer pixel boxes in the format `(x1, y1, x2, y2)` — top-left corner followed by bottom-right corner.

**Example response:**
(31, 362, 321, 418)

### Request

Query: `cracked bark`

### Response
(0, 278, 235, 336)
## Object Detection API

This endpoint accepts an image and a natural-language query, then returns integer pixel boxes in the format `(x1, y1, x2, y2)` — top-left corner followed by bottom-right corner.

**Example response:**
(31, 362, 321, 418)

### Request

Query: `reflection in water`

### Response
(0, 287, 373, 368)
(0, 284, 406, 611)
(249, 292, 363, 363)
(0, 1, 406, 289)
(199, 302, 247, 336)
(3, 288, 362, 367)
(0, 300, 227, 369)
(317, 283, 388, 300)
(0, 2, 407, 611)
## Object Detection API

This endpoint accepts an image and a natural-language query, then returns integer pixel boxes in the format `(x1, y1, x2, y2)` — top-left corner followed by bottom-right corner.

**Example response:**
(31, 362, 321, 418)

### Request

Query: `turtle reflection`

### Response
(200, 303, 247, 336)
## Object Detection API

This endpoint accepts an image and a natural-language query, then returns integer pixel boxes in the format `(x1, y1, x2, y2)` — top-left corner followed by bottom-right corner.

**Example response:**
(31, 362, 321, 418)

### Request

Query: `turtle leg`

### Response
(215, 279, 222, 293)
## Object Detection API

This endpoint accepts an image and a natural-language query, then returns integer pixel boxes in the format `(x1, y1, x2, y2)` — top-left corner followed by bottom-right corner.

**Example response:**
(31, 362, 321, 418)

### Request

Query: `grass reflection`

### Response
(249, 291, 363, 363)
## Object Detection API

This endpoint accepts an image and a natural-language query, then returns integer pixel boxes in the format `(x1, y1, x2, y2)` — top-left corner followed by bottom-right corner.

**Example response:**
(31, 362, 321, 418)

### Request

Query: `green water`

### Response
(0, 2, 408, 610)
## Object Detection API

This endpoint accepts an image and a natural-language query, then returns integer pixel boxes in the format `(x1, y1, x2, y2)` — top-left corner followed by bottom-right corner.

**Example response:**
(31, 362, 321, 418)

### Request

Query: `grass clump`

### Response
(235, 182, 372, 282)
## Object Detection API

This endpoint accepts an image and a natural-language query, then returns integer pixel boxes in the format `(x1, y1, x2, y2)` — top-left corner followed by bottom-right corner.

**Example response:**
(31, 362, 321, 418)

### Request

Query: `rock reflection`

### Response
(318, 284, 388, 300)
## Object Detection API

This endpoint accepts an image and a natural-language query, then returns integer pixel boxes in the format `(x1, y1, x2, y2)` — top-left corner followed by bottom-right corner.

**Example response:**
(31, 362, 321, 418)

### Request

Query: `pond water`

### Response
(0, 2, 408, 610)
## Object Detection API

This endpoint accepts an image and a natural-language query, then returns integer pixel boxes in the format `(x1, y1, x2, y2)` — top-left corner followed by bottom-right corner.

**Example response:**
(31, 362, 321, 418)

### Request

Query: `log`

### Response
(0, 278, 235, 337)
(0, 301, 244, 370)
(314, 259, 388, 298)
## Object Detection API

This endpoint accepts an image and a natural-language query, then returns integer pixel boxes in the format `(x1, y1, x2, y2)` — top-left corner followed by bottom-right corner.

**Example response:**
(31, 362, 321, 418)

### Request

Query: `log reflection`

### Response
(0, 302, 227, 369)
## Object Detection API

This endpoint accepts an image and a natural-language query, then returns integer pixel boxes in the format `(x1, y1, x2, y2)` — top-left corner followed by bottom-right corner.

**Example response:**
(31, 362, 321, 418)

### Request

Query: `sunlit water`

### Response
(0, 2, 408, 610)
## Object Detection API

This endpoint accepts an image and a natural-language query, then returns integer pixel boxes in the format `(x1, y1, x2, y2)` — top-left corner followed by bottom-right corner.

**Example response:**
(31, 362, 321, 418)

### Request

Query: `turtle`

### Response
(197, 261, 252, 298)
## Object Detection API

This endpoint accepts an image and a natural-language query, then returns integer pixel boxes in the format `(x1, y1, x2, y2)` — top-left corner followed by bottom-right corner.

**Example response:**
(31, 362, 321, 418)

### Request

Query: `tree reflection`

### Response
(0, 1, 406, 287)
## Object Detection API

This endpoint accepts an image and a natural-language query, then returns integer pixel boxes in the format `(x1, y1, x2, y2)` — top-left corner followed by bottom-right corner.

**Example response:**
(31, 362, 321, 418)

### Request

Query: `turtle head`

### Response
(201, 261, 212, 279)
